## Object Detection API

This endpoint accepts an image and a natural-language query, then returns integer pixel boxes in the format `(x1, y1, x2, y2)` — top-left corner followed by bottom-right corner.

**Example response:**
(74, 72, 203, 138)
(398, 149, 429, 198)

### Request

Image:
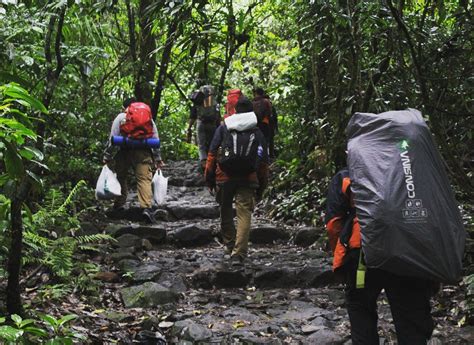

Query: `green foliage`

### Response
(20, 181, 112, 295)
(0, 83, 46, 188)
(0, 313, 85, 344)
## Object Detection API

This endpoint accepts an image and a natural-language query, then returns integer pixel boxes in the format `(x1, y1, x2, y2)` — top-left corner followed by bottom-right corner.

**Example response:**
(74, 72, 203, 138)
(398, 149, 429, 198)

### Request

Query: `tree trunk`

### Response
(151, 20, 179, 119)
(133, 0, 156, 104)
(6, 178, 31, 315)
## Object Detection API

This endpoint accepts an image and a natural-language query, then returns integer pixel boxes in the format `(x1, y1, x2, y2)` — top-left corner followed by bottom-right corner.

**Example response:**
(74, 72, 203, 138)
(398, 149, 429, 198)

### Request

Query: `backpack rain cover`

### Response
(346, 109, 465, 283)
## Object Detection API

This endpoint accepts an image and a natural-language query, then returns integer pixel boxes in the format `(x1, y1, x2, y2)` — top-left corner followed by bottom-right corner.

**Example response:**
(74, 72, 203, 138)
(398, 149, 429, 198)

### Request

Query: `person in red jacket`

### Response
(325, 168, 435, 345)
(205, 97, 269, 264)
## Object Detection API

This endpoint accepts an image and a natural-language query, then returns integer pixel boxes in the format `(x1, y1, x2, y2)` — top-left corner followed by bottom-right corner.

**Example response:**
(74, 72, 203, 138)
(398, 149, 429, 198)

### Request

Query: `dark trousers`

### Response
(342, 251, 435, 345)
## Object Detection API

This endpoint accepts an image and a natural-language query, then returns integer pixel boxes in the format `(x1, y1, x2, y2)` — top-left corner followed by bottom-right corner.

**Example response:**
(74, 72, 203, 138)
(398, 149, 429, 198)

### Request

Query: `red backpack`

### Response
(120, 102, 154, 139)
(225, 89, 242, 117)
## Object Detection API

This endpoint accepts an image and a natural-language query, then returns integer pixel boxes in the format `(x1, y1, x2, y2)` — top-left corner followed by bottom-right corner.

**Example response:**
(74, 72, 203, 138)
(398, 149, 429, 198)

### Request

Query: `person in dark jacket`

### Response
(252, 87, 272, 144)
(205, 97, 269, 263)
(325, 168, 435, 345)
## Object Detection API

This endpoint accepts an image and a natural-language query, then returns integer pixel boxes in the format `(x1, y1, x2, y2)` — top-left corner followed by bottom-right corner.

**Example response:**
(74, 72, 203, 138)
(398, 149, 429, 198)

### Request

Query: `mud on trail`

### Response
(25, 161, 473, 344)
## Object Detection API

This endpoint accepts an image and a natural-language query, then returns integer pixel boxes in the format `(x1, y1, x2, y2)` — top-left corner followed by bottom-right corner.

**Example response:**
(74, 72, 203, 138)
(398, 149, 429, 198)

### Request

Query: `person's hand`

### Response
(155, 160, 165, 170)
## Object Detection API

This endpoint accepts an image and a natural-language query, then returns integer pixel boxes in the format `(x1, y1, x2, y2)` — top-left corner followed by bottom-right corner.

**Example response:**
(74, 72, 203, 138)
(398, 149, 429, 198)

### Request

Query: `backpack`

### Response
(225, 89, 242, 117)
(218, 127, 260, 176)
(197, 105, 219, 123)
(189, 90, 205, 106)
(120, 102, 154, 139)
(346, 109, 465, 283)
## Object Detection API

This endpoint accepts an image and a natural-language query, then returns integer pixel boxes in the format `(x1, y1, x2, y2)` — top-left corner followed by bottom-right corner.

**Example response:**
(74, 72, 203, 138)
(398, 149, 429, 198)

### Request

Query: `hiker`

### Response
(325, 167, 436, 344)
(187, 85, 220, 171)
(265, 93, 278, 159)
(252, 87, 272, 145)
(103, 98, 163, 223)
(205, 96, 269, 264)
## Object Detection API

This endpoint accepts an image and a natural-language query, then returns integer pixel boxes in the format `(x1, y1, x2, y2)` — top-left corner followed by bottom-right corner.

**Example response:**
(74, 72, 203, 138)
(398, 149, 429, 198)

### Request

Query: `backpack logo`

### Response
(398, 139, 428, 222)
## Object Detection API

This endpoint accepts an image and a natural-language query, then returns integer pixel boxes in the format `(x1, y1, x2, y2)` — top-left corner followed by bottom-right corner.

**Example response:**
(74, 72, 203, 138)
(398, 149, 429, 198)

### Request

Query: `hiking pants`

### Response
(197, 120, 217, 161)
(257, 123, 271, 148)
(342, 251, 435, 345)
(216, 183, 256, 258)
(114, 149, 154, 209)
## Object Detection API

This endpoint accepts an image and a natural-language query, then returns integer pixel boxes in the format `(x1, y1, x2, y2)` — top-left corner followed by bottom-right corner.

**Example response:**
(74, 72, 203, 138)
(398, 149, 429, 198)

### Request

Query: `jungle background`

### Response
(0, 0, 472, 343)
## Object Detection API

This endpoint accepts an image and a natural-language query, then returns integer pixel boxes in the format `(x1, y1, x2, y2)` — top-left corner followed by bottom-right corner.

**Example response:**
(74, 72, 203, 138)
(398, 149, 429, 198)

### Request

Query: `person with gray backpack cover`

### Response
(335, 108, 466, 344)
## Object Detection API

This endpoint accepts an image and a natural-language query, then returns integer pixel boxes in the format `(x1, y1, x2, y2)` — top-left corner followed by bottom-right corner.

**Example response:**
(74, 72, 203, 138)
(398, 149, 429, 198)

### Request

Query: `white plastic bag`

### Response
(152, 170, 168, 205)
(95, 165, 122, 200)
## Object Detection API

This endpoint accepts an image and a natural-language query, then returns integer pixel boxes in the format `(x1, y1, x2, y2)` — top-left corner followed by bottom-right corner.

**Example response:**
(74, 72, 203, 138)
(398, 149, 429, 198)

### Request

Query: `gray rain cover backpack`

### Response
(346, 109, 465, 283)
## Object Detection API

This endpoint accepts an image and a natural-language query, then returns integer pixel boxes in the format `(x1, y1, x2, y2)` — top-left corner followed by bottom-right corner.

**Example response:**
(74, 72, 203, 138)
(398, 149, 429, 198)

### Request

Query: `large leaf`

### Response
(3, 141, 25, 179)
(3, 84, 48, 114)
(0, 325, 23, 341)
(19, 146, 44, 161)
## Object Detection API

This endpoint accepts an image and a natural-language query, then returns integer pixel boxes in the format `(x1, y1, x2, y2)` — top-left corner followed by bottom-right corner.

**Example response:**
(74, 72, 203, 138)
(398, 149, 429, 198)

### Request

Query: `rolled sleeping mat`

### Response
(111, 136, 160, 148)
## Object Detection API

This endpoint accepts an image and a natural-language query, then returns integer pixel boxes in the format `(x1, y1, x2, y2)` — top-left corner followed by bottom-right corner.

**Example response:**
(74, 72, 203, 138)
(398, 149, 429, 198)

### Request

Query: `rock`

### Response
(118, 259, 141, 272)
(104, 223, 124, 236)
(140, 238, 153, 251)
(94, 271, 120, 283)
(116, 233, 142, 248)
(301, 324, 325, 334)
(231, 330, 281, 344)
(254, 268, 297, 288)
(121, 282, 179, 308)
(212, 269, 250, 288)
(156, 272, 188, 293)
(105, 311, 133, 323)
(167, 204, 219, 220)
(294, 227, 321, 247)
(171, 319, 212, 342)
(159, 321, 174, 329)
(79, 221, 101, 236)
(249, 225, 290, 244)
(129, 264, 162, 283)
(191, 269, 213, 289)
(109, 252, 137, 262)
(169, 224, 213, 246)
(113, 224, 167, 244)
(297, 264, 334, 287)
(306, 327, 345, 344)
(136, 330, 167, 345)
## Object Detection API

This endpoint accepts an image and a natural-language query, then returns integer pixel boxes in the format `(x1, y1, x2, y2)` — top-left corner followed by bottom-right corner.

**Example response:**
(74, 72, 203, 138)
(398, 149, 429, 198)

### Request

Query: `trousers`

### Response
(216, 182, 255, 258)
(342, 250, 435, 345)
(114, 149, 153, 208)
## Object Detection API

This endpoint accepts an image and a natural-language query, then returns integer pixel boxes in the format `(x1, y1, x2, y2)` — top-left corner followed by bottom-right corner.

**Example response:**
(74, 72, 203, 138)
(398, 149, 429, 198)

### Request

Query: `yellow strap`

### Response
(356, 249, 366, 289)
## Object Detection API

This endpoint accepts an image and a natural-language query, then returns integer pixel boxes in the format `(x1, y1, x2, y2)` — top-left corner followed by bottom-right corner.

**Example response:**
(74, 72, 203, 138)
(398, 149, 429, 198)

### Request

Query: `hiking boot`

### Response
(142, 208, 155, 224)
(230, 255, 245, 266)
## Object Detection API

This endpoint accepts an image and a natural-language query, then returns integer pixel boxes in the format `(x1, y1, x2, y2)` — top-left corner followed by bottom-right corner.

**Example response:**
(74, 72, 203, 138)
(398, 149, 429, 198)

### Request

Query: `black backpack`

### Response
(197, 105, 219, 123)
(189, 91, 205, 106)
(218, 127, 260, 176)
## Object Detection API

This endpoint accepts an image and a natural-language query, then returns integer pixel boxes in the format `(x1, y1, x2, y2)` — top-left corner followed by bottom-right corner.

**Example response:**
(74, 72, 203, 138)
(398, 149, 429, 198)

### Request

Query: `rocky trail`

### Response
(33, 161, 472, 344)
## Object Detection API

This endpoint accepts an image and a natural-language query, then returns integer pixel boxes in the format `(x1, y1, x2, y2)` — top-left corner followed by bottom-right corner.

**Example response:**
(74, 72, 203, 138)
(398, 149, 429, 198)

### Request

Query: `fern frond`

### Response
(76, 233, 114, 244)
